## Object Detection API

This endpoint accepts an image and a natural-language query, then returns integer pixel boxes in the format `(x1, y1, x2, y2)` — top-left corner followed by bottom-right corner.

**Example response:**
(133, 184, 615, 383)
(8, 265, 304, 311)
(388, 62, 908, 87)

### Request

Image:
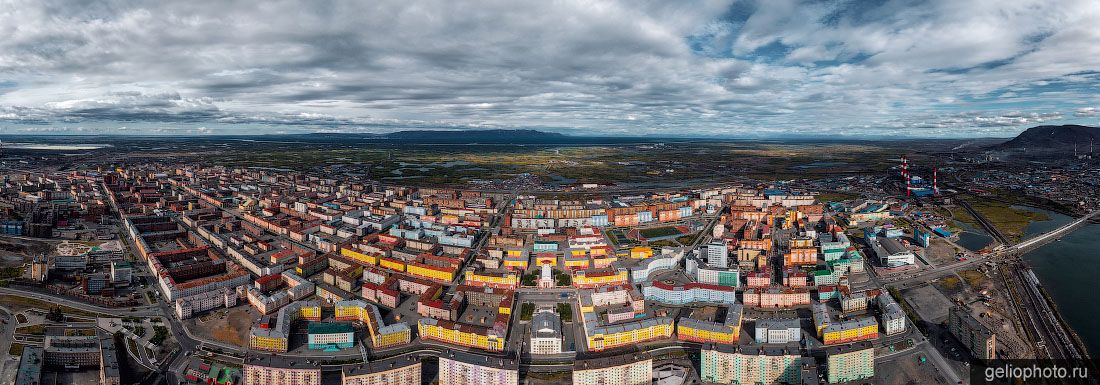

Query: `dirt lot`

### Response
(875, 350, 952, 385)
(902, 285, 953, 323)
(187, 305, 256, 347)
(923, 238, 962, 266)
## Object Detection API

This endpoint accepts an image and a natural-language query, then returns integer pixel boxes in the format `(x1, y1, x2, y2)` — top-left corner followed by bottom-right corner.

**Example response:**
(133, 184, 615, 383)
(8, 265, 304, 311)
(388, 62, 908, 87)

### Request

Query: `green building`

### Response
(826, 342, 875, 383)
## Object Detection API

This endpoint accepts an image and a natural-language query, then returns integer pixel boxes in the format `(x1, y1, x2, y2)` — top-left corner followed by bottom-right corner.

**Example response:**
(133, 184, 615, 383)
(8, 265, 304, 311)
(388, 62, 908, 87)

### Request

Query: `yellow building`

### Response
(335, 302, 365, 320)
(463, 271, 519, 289)
(677, 305, 741, 344)
(379, 258, 406, 272)
(417, 319, 505, 352)
(823, 317, 879, 345)
(587, 320, 673, 351)
(563, 258, 589, 270)
(573, 269, 629, 288)
(249, 334, 288, 352)
(299, 304, 322, 320)
(534, 254, 556, 266)
(789, 238, 814, 249)
(341, 247, 378, 266)
(678, 323, 736, 344)
(629, 246, 654, 259)
(502, 258, 528, 270)
(374, 328, 411, 348)
(591, 255, 617, 269)
(407, 264, 454, 282)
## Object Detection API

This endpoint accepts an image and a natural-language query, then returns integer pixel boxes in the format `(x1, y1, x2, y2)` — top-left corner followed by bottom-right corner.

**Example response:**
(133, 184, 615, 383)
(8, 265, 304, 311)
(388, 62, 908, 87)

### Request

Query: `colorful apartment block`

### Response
(417, 318, 506, 352)
(699, 344, 801, 385)
(823, 316, 879, 345)
(677, 304, 743, 344)
(464, 270, 519, 290)
(437, 350, 518, 385)
(629, 246, 653, 259)
(826, 342, 875, 383)
(243, 356, 321, 385)
(572, 268, 629, 289)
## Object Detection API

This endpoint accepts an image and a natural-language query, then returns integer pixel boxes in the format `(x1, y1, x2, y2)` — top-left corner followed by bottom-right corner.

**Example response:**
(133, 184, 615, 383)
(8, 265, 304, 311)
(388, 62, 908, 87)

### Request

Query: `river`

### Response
(1017, 206, 1099, 357)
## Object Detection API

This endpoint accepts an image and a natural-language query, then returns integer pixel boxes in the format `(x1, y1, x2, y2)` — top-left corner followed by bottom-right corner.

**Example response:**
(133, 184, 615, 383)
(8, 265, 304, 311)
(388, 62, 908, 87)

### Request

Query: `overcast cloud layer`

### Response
(1, 0, 1100, 137)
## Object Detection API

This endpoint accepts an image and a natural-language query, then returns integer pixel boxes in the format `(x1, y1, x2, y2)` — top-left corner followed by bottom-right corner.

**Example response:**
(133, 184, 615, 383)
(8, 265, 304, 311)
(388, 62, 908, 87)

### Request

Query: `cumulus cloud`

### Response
(0, 0, 1098, 137)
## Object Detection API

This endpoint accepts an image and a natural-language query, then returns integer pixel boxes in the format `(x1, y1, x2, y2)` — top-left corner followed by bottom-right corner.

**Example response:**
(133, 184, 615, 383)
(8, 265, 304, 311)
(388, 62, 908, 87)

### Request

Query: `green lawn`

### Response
(556, 303, 573, 323)
(639, 226, 683, 239)
(956, 199, 1051, 242)
(519, 303, 535, 321)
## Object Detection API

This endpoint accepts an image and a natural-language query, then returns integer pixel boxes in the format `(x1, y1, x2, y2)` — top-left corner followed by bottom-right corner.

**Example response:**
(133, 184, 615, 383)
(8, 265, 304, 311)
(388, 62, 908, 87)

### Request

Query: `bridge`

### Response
(1009, 209, 1100, 253)
(886, 209, 1100, 288)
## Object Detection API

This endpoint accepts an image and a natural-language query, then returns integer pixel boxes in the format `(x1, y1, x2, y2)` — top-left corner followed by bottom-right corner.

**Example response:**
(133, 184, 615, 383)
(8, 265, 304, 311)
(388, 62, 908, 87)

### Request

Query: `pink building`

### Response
(742, 288, 811, 308)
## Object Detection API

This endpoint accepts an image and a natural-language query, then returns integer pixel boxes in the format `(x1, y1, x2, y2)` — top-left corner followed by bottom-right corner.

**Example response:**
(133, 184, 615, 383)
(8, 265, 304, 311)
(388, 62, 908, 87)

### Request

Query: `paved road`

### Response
(0, 287, 162, 317)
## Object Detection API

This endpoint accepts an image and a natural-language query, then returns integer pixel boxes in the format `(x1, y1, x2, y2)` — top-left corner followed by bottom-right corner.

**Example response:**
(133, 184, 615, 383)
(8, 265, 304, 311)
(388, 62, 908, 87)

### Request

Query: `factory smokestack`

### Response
(933, 168, 938, 195)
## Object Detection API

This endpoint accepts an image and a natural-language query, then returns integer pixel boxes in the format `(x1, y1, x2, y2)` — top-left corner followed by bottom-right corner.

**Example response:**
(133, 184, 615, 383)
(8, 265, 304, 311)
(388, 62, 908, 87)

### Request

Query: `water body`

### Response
(2, 142, 112, 150)
(1020, 208, 1100, 357)
(953, 219, 994, 252)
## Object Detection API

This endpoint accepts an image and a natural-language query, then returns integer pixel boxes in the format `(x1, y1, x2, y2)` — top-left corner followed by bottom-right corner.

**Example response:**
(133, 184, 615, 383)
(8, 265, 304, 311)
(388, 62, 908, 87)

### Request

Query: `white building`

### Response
(537, 264, 554, 289)
(705, 242, 728, 268)
(754, 318, 801, 344)
(438, 350, 518, 385)
(573, 355, 652, 385)
(176, 287, 239, 319)
(871, 237, 915, 267)
(110, 261, 132, 284)
(529, 311, 563, 355)
(878, 294, 907, 335)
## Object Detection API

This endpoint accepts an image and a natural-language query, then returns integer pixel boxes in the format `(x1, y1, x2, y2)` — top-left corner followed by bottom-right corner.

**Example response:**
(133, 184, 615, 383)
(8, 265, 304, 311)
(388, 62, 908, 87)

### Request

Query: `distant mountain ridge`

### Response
(301, 129, 653, 144)
(382, 129, 566, 141)
(997, 125, 1100, 150)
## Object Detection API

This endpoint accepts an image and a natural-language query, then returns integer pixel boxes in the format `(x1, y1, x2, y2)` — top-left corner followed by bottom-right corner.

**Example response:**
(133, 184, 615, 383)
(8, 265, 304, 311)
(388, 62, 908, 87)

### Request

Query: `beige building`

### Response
(243, 356, 321, 385)
(948, 306, 997, 360)
(573, 354, 652, 385)
(342, 356, 421, 385)
(438, 350, 518, 385)
(825, 342, 875, 383)
(700, 344, 802, 385)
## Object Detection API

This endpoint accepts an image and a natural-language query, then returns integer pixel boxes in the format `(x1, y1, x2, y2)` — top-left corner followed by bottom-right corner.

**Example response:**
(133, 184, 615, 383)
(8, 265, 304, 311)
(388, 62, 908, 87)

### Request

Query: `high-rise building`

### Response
(243, 355, 321, 385)
(573, 354, 653, 385)
(948, 306, 996, 360)
(826, 342, 875, 383)
(437, 350, 518, 385)
(700, 344, 802, 385)
(341, 356, 421, 385)
(706, 241, 728, 268)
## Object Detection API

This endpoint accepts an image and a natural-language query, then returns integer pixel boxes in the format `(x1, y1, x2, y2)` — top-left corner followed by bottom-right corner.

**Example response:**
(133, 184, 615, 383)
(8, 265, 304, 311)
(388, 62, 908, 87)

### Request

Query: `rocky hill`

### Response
(997, 125, 1100, 150)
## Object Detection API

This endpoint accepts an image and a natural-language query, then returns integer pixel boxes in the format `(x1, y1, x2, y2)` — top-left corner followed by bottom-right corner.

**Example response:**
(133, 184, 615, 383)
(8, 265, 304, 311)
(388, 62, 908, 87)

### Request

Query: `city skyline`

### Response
(2, 0, 1100, 138)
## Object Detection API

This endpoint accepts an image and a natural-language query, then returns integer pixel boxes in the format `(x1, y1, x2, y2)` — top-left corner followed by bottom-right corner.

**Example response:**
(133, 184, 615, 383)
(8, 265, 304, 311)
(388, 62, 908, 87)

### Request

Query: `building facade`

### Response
(826, 342, 875, 383)
(437, 350, 518, 385)
(948, 306, 997, 360)
(243, 356, 321, 385)
(573, 355, 653, 385)
(700, 344, 801, 385)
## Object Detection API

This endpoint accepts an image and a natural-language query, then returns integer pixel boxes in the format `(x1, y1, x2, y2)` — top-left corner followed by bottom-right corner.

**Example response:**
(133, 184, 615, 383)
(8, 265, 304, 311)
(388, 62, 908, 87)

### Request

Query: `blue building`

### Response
(307, 322, 355, 351)
(0, 221, 23, 236)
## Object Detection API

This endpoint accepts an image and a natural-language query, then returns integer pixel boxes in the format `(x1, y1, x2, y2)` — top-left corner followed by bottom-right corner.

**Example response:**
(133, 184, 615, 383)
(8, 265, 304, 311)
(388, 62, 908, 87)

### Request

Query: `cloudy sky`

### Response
(1, 0, 1100, 138)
